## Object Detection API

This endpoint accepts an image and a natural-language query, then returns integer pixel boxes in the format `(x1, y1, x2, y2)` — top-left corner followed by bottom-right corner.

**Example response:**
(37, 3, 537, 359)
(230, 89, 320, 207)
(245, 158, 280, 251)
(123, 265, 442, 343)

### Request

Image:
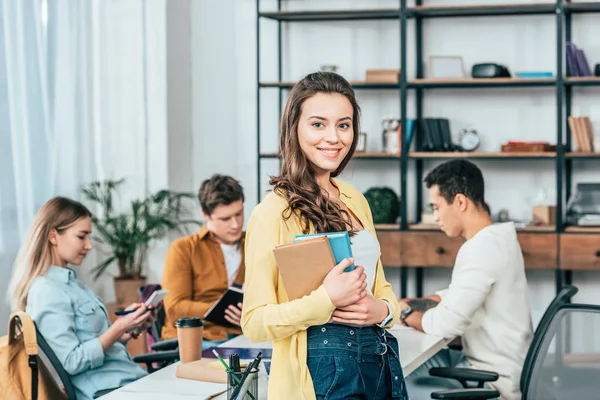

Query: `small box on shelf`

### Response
(532, 205, 556, 226)
(365, 69, 400, 83)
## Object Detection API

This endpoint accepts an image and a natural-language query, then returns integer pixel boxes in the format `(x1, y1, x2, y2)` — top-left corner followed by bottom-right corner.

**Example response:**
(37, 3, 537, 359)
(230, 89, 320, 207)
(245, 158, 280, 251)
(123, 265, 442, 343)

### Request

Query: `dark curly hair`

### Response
(269, 72, 360, 234)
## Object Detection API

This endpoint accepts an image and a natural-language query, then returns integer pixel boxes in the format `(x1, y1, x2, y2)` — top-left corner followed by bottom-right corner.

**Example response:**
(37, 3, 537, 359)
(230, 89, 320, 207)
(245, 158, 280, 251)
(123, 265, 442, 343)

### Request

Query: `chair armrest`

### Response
(430, 368, 499, 389)
(151, 338, 179, 351)
(431, 388, 500, 400)
(133, 349, 180, 364)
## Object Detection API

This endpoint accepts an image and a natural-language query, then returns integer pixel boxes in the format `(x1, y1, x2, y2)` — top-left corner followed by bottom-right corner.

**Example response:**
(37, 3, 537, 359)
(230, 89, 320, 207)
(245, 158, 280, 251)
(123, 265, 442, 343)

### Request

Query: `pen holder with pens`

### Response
(227, 367, 259, 400)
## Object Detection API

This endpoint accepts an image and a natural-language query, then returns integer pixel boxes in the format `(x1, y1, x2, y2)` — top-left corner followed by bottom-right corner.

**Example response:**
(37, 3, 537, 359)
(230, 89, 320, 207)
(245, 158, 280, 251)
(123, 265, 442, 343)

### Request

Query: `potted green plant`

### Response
(81, 179, 201, 307)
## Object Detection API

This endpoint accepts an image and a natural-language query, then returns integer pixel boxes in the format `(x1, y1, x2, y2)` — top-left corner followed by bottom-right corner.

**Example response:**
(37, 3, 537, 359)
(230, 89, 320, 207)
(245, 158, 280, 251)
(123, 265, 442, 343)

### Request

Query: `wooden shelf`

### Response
(409, 152, 556, 159)
(409, 224, 439, 231)
(517, 225, 556, 232)
(409, 77, 555, 88)
(408, 3, 555, 18)
(259, 8, 400, 22)
(564, 226, 600, 233)
(260, 81, 400, 90)
(374, 224, 401, 231)
(353, 152, 400, 160)
(409, 223, 555, 232)
(261, 152, 401, 160)
(564, 77, 600, 86)
(564, 2, 600, 13)
(258, 3, 599, 21)
(565, 152, 600, 159)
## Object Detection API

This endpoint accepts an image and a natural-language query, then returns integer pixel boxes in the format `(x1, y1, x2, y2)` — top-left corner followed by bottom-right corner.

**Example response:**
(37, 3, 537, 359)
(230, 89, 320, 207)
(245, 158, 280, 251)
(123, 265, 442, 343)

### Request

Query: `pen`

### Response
(229, 352, 262, 400)
(212, 349, 255, 400)
(231, 353, 241, 373)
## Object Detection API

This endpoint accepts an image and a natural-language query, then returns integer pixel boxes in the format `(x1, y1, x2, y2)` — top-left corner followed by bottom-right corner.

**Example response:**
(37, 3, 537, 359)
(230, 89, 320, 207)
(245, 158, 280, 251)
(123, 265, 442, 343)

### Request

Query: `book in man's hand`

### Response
(272, 235, 338, 301)
(203, 286, 243, 328)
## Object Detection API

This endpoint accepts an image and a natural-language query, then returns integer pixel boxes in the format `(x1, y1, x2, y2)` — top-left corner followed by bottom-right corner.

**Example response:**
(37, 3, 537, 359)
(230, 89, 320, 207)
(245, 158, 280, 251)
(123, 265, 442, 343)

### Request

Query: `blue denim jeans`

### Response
(307, 323, 409, 400)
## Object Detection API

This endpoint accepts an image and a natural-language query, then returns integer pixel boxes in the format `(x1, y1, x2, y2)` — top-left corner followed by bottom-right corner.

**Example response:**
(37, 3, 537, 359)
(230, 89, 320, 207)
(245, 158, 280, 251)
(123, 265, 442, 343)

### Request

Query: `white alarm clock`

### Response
(458, 129, 480, 152)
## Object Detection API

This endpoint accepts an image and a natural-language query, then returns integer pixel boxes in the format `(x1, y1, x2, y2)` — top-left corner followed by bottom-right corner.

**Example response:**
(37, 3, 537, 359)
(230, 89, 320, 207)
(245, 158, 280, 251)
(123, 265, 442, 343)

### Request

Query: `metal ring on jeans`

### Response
(377, 342, 388, 356)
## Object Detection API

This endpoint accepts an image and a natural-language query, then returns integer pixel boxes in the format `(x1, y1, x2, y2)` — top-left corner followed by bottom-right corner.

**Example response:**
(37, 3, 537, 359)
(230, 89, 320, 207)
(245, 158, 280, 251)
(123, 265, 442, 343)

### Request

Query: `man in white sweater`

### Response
(401, 160, 534, 400)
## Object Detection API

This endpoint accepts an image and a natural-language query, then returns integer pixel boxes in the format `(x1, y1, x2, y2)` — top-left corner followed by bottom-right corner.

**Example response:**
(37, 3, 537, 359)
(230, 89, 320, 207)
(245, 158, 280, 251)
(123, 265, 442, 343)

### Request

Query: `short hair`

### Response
(424, 160, 490, 214)
(198, 174, 244, 216)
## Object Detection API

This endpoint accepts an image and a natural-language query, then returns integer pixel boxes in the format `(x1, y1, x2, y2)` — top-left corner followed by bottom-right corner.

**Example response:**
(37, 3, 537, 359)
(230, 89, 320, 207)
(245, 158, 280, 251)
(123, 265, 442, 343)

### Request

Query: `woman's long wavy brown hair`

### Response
(269, 72, 360, 234)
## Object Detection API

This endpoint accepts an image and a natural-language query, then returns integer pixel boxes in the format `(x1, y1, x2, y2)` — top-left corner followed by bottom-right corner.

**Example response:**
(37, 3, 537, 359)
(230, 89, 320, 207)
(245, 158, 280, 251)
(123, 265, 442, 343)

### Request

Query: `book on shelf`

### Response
(568, 116, 595, 152)
(418, 118, 454, 152)
(566, 42, 593, 77)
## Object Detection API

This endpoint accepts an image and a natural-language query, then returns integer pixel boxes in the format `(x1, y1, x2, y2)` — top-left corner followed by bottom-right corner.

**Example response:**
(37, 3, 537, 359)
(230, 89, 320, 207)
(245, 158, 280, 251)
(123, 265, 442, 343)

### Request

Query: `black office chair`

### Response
(429, 285, 581, 399)
(33, 317, 181, 398)
(32, 322, 117, 399)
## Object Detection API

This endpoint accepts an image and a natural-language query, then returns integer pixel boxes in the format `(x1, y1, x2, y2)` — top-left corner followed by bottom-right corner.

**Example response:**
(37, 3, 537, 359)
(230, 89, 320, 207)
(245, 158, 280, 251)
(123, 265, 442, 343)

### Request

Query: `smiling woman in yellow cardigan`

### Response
(241, 72, 407, 400)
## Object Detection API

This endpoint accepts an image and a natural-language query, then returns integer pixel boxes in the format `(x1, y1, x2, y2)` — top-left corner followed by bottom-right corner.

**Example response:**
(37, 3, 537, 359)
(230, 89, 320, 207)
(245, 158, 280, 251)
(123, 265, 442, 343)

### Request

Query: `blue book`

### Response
(294, 231, 355, 272)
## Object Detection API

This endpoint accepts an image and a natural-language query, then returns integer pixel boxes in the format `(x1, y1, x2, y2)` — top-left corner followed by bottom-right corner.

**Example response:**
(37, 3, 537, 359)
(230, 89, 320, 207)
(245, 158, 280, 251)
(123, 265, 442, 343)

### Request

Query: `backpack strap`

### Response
(8, 312, 39, 400)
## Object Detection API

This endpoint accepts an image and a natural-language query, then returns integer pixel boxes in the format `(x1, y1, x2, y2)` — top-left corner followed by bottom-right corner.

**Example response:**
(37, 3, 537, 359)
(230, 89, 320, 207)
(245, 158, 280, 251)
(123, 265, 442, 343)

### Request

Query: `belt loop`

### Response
(377, 342, 388, 356)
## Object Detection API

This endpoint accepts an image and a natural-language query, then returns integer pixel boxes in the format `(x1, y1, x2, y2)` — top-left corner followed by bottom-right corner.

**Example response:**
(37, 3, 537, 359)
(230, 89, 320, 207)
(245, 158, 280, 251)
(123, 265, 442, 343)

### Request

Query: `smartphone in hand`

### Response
(114, 289, 168, 316)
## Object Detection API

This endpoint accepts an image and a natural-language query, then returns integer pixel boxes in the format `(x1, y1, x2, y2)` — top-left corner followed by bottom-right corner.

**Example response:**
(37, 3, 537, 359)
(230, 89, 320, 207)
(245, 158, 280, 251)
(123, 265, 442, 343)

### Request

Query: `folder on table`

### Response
(272, 236, 337, 301)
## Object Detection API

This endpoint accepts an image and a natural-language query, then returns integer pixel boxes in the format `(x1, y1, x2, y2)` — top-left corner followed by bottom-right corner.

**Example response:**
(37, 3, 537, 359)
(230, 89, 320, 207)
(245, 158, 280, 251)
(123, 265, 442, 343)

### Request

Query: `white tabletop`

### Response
(102, 326, 451, 399)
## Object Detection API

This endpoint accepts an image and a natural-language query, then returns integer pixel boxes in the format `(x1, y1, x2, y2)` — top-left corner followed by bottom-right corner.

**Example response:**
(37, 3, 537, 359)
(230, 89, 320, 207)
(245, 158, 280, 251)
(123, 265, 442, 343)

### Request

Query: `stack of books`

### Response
(566, 43, 593, 77)
(568, 116, 595, 152)
(273, 232, 354, 301)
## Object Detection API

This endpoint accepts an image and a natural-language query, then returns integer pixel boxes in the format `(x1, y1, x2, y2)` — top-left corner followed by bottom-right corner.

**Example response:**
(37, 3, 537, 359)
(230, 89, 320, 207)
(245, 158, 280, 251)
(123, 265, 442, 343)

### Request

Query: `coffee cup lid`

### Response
(175, 317, 204, 328)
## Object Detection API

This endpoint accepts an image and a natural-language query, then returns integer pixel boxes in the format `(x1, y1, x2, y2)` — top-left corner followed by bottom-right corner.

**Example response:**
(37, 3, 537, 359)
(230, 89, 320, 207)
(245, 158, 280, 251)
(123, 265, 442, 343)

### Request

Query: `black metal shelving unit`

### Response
(256, 1, 600, 298)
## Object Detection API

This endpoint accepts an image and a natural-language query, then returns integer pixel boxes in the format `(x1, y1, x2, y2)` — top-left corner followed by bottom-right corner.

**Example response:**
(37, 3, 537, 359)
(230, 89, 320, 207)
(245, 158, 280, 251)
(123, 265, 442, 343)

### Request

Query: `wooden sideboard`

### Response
(377, 230, 600, 271)
(377, 230, 600, 297)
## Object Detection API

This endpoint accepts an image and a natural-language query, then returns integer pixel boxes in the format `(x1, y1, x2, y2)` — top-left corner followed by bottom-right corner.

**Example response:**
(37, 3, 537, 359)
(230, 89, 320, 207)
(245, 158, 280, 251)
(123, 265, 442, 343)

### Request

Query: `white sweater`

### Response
(422, 222, 534, 400)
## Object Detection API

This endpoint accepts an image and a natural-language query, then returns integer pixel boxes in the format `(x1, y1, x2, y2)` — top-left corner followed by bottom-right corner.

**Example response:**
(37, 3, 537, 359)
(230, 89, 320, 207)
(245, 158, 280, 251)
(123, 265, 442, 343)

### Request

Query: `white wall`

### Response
(188, 0, 600, 329)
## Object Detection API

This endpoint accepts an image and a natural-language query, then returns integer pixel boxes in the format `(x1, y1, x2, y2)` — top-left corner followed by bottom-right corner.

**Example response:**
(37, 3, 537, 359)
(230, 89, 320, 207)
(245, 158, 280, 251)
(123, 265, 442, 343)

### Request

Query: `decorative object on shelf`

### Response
(356, 132, 367, 152)
(568, 116, 595, 152)
(514, 71, 553, 78)
(566, 183, 600, 227)
(365, 69, 400, 83)
(81, 179, 201, 307)
(421, 204, 436, 225)
(494, 208, 511, 223)
(458, 128, 480, 152)
(428, 55, 465, 78)
(500, 141, 556, 153)
(381, 118, 401, 155)
(363, 187, 400, 224)
(471, 63, 511, 78)
(320, 65, 339, 73)
(532, 205, 556, 226)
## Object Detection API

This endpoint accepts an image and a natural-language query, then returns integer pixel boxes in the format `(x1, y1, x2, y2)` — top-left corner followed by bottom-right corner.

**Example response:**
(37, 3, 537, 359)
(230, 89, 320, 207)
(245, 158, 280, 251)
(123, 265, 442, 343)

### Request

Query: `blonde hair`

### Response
(8, 196, 92, 311)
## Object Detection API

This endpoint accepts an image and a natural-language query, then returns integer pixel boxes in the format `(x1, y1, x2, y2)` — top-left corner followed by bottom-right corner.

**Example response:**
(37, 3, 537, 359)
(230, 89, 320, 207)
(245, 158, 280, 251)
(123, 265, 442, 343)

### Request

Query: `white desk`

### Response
(102, 326, 451, 399)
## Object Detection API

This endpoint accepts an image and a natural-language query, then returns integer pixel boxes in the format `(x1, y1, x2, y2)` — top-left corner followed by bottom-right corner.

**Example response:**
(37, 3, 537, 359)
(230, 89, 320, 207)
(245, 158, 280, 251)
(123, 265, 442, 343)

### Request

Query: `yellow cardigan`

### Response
(241, 179, 400, 400)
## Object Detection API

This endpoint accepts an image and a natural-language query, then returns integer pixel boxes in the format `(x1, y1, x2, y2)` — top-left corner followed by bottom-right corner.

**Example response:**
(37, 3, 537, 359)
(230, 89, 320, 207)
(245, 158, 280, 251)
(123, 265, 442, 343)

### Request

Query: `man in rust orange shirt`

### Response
(161, 174, 245, 345)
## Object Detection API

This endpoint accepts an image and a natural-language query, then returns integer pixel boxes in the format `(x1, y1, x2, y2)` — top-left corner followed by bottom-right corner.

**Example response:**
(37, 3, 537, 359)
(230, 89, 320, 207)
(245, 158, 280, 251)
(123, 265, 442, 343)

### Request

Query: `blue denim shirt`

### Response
(26, 266, 147, 400)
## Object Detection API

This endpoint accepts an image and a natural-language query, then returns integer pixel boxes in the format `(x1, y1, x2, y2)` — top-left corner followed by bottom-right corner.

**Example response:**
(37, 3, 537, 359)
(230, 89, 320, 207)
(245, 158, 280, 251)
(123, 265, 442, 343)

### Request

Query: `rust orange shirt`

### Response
(161, 227, 245, 341)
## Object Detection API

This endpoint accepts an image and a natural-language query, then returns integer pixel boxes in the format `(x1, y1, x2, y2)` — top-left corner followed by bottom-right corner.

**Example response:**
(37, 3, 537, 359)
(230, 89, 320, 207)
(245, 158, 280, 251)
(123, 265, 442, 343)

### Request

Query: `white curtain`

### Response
(0, 0, 167, 334)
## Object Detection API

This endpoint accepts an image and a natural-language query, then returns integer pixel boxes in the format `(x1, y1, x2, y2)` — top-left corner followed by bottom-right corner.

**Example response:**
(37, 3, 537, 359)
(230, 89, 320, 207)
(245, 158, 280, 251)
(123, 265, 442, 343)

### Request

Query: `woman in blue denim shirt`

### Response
(8, 197, 155, 400)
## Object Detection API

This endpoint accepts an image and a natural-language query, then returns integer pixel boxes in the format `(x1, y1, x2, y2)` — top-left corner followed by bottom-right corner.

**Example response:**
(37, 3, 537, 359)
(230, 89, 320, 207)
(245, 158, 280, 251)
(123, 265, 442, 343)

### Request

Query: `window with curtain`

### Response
(0, 0, 167, 334)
